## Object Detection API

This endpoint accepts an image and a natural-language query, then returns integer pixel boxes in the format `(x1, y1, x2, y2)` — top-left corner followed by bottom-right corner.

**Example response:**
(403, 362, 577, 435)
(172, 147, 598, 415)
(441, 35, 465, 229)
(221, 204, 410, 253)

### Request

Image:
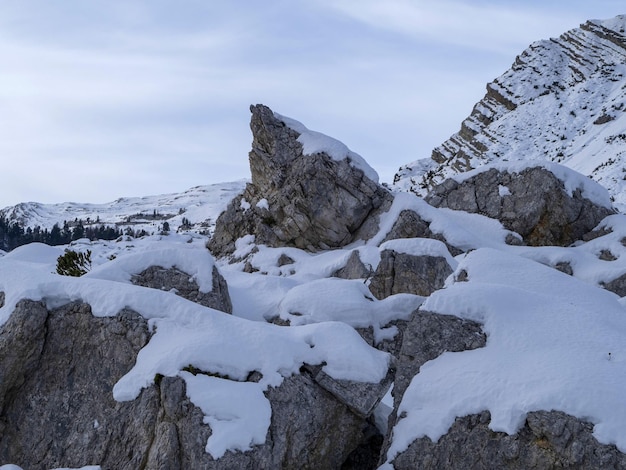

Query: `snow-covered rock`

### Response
(132, 265, 232, 313)
(425, 163, 614, 246)
(368, 238, 455, 299)
(208, 104, 392, 256)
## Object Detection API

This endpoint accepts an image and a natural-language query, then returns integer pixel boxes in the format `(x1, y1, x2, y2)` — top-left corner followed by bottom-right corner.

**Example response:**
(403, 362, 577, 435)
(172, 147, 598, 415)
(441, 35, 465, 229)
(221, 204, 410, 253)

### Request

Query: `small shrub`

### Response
(56, 249, 92, 277)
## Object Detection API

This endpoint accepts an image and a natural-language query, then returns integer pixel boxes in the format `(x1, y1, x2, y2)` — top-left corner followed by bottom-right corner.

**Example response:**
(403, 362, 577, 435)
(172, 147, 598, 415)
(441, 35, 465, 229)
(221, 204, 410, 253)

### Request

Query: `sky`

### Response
(0, 0, 623, 208)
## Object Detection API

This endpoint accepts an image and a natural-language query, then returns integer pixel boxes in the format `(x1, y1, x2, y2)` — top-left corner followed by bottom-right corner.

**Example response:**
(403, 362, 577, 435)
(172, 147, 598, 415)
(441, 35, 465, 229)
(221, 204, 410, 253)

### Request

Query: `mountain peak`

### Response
(393, 14, 626, 209)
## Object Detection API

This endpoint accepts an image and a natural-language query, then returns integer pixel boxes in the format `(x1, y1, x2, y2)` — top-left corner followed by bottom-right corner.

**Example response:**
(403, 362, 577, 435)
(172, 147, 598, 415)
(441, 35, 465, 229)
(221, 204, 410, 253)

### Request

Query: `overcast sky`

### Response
(0, 1, 623, 207)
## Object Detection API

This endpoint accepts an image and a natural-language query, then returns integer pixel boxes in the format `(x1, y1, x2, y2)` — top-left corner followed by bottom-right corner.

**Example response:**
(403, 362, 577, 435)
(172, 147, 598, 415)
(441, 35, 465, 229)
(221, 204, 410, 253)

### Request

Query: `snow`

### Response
(181, 371, 271, 458)
(4, 147, 626, 463)
(85, 239, 216, 291)
(498, 184, 511, 197)
(256, 198, 269, 210)
(240, 198, 251, 211)
(274, 111, 379, 183)
(367, 191, 518, 250)
(383, 247, 626, 464)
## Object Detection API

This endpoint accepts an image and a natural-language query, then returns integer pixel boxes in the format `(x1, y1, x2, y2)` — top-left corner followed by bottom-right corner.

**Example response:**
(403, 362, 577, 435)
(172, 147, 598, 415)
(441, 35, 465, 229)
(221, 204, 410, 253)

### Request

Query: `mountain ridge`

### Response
(393, 15, 626, 209)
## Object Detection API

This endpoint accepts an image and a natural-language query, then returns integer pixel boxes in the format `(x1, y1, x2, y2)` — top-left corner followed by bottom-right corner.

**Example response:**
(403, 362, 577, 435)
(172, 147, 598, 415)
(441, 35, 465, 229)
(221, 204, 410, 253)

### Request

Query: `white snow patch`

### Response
(240, 198, 251, 211)
(368, 192, 516, 251)
(498, 185, 511, 197)
(86, 241, 215, 292)
(274, 112, 379, 183)
(256, 198, 269, 210)
(277, 277, 423, 343)
(233, 234, 256, 259)
(181, 371, 271, 459)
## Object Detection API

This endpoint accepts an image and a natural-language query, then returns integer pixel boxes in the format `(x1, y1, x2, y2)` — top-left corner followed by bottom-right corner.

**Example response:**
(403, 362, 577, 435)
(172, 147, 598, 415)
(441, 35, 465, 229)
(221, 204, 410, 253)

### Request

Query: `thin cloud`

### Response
(319, 0, 598, 54)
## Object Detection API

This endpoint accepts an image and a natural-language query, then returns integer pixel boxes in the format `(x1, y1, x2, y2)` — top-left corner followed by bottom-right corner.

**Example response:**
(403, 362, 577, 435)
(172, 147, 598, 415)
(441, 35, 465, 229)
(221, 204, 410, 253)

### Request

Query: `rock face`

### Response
(390, 410, 626, 469)
(368, 250, 453, 299)
(332, 250, 373, 280)
(132, 265, 232, 313)
(425, 166, 613, 246)
(0, 300, 380, 469)
(0, 300, 157, 469)
(393, 16, 626, 206)
(208, 104, 392, 256)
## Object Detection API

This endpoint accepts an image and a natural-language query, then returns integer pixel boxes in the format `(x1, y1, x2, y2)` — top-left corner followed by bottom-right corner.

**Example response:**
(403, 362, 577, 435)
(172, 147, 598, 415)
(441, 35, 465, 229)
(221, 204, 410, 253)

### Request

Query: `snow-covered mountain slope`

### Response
(0, 180, 246, 235)
(394, 15, 626, 208)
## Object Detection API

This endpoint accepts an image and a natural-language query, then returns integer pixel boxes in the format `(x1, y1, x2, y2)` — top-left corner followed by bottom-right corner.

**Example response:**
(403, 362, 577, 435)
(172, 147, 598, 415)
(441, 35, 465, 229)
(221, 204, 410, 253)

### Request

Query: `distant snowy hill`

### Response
(393, 16, 626, 209)
(0, 180, 246, 235)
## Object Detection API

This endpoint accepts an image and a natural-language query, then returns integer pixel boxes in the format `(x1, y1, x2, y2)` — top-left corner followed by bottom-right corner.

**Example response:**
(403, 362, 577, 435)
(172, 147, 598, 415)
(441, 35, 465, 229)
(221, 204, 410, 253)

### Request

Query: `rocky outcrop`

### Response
(0, 300, 385, 469)
(389, 410, 626, 469)
(332, 250, 372, 280)
(368, 249, 453, 300)
(0, 300, 156, 469)
(208, 104, 392, 256)
(132, 265, 232, 313)
(425, 166, 613, 246)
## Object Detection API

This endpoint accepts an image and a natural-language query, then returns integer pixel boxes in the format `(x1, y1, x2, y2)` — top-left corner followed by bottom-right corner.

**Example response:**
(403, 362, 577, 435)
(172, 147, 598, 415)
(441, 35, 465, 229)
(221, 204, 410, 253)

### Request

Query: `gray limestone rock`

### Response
(368, 249, 454, 300)
(0, 300, 380, 469)
(132, 264, 232, 313)
(601, 273, 626, 297)
(425, 166, 614, 246)
(332, 250, 373, 280)
(208, 104, 393, 256)
(0, 301, 157, 469)
(303, 364, 394, 419)
(389, 410, 626, 469)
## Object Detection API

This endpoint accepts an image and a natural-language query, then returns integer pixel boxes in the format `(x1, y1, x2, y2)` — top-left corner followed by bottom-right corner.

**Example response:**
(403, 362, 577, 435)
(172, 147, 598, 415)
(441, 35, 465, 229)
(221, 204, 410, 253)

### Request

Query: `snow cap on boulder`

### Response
(425, 162, 614, 246)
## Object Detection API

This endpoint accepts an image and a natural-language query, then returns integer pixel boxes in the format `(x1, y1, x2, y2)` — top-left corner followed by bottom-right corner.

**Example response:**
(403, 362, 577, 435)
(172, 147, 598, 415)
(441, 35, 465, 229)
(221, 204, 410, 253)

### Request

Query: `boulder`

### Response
(0, 300, 381, 469)
(425, 166, 614, 246)
(132, 265, 232, 313)
(389, 410, 626, 469)
(0, 300, 157, 469)
(368, 249, 453, 300)
(208, 104, 392, 256)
